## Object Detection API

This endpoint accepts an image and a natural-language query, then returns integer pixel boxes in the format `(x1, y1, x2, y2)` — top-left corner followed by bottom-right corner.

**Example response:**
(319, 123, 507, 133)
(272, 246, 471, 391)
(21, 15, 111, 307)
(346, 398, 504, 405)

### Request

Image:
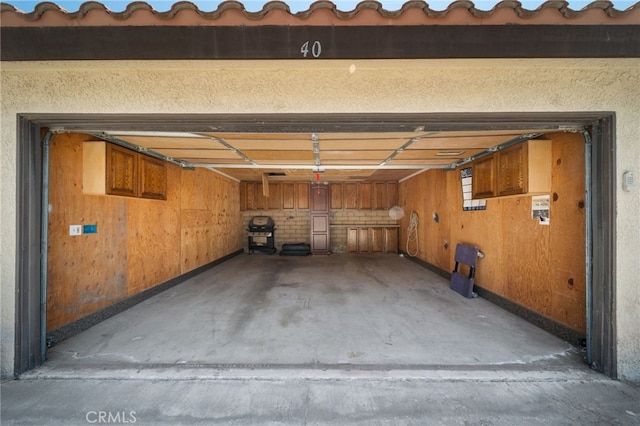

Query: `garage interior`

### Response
(38, 114, 590, 372)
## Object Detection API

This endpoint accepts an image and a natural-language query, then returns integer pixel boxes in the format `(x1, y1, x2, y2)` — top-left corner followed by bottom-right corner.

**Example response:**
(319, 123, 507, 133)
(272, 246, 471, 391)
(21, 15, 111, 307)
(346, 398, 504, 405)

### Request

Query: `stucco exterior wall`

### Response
(1, 59, 639, 381)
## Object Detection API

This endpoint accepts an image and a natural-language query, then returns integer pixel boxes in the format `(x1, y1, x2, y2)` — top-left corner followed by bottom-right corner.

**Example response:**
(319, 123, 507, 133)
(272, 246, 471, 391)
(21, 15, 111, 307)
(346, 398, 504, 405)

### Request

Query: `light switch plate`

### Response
(69, 225, 82, 236)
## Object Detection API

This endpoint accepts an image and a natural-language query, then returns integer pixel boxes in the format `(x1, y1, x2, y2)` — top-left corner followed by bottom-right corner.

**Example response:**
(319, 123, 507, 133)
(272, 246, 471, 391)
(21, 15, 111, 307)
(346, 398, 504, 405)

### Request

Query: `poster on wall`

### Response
(532, 195, 550, 224)
(461, 167, 487, 211)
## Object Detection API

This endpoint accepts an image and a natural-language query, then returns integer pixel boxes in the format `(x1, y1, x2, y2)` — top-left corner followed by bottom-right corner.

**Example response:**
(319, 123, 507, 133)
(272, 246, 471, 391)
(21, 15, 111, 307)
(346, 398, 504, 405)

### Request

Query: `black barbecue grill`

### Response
(247, 216, 277, 254)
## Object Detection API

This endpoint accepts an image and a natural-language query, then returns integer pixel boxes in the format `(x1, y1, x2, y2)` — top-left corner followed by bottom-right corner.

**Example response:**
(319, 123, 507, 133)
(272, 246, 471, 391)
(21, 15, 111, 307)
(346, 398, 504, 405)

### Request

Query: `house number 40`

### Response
(300, 41, 322, 58)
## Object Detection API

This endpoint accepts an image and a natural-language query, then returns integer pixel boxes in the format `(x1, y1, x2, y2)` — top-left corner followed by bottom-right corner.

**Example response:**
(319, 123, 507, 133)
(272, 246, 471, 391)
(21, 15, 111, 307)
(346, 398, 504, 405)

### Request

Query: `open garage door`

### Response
(14, 113, 615, 378)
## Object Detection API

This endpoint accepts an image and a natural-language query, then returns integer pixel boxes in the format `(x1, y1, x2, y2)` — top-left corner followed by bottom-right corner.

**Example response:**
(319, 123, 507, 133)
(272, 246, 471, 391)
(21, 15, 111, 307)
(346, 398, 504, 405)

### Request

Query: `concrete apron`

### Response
(5, 255, 640, 425)
(34, 254, 585, 379)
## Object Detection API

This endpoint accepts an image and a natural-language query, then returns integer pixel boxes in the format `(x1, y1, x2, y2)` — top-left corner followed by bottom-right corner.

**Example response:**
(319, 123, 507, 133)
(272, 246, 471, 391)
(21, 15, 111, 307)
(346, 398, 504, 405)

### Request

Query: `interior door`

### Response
(310, 185, 330, 254)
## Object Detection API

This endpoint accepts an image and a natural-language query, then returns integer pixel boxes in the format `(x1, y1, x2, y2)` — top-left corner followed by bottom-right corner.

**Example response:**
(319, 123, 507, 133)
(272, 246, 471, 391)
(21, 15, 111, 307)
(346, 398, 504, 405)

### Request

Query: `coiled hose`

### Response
(406, 211, 419, 257)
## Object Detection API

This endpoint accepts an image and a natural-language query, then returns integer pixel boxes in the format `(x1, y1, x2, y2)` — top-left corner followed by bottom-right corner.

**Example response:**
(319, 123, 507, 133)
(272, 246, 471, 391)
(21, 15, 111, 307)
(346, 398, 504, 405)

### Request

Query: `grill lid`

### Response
(248, 216, 275, 230)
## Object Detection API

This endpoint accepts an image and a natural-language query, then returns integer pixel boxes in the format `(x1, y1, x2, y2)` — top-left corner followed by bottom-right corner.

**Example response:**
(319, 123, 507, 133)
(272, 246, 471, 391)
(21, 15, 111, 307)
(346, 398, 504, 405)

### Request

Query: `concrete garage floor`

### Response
(47, 254, 579, 368)
(3, 254, 640, 425)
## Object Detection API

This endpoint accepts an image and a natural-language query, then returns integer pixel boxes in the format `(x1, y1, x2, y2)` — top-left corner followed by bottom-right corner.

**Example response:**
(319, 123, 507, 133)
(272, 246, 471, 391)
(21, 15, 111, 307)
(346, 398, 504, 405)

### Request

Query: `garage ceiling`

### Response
(92, 128, 551, 182)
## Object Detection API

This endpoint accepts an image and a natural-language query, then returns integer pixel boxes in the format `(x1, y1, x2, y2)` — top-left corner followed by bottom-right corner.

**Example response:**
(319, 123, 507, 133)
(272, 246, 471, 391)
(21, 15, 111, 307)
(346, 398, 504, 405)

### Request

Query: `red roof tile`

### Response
(1, 0, 639, 26)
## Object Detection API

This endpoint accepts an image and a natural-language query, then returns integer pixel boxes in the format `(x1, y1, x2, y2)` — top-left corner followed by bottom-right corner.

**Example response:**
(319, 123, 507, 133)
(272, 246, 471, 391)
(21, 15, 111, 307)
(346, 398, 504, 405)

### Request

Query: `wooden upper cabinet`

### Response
(358, 183, 372, 209)
(497, 143, 526, 196)
(498, 140, 552, 197)
(83, 141, 167, 200)
(107, 144, 138, 197)
(472, 140, 552, 199)
(139, 155, 167, 200)
(472, 155, 497, 199)
(372, 182, 398, 209)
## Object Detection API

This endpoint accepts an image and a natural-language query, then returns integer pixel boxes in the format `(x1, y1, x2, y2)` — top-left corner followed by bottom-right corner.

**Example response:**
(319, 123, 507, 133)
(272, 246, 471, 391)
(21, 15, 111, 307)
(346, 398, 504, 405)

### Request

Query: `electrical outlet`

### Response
(69, 225, 82, 236)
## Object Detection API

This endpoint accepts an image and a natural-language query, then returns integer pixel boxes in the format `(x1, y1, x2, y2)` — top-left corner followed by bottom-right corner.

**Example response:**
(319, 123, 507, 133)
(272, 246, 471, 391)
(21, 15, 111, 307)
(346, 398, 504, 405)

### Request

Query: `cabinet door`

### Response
(106, 144, 138, 197)
(282, 183, 295, 209)
(297, 183, 310, 209)
(343, 183, 358, 209)
(330, 183, 343, 209)
(267, 183, 281, 209)
(472, 155, 497, 199)
(139, 155, 167, 200)
(387, 182, 399, 208)
(347, 228, 358, 253)
(497, 144, 526, 196)
(254, 183, 267, 209)
(358, 183, 372, 209)
(371, 228, 384, 252)
(384, 228, 398, 253)
(358, 228, 370, 253)
(373, 183, 387, 210)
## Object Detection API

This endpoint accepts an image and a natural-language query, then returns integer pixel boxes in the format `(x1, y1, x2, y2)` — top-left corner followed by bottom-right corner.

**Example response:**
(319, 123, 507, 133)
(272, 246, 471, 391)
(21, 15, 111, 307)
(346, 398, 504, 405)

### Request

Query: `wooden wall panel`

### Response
(399, 133, 586, 334)
(239, 181, 247, 211)
(180, 169, 242, 273)
(47, 133, 242, 331)
(47, 134, 130, 330)
(127, 162, 182, 295)
(547, 133, 586, 331)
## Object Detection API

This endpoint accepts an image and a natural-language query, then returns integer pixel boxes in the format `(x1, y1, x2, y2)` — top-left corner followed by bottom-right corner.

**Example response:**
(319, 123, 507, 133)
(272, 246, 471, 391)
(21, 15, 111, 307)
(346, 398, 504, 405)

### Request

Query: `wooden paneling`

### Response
(344, 183, 358, 209)
(47, 133, 241, 331)
(387, 182, 398, 207)
(282, 182, 295, 209)
(399, 132, 586, 334)
(311, 184, 329, 212)
(497, 143, 526, 196)
(472, 155, 497, 198)
(358, 183, 372, 209)
(330, 183, 343, 209)
(358, 228, 369, 253)
(139, 155, 167, 200)
(254, 183, 266, 209)
(472, 140, 552, 199)
(107, 144, 138, 197)
(267, 183, 281, 209)
(347, 227, 398, 253)
(373, 182, 387, 210)
(297, 182, 310, 209)
(385, 227, 399, 252)
(347, 228, 358, 252)
(371, 228, 384, 252)
(239, 182, 247, 211)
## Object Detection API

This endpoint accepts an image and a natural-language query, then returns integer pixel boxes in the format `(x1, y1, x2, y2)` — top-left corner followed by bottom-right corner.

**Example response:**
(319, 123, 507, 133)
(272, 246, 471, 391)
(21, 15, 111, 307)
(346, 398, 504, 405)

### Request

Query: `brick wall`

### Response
(242, 208, 397, 253)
